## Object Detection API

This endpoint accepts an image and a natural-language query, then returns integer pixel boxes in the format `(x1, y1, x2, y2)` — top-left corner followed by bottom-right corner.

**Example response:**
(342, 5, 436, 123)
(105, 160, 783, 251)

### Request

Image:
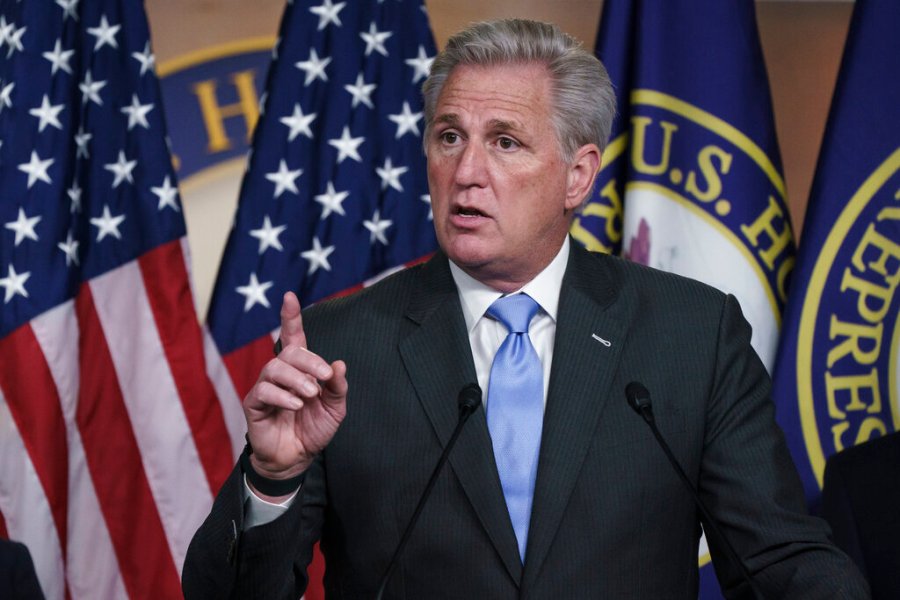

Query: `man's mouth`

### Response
(455, 206, 486, 217)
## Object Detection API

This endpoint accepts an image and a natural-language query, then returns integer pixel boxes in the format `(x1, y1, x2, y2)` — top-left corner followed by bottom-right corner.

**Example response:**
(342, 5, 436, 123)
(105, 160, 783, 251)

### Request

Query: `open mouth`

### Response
(456, 206, 486, 217)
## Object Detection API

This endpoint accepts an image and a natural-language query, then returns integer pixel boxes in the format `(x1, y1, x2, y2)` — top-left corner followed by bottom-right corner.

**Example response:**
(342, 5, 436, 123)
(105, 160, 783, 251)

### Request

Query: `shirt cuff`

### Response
(242, 474, 300, 529)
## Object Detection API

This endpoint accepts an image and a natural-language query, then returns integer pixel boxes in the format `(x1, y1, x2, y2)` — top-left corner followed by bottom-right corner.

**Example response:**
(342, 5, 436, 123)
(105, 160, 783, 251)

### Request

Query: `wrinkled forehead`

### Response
(432, 62, 554, 120)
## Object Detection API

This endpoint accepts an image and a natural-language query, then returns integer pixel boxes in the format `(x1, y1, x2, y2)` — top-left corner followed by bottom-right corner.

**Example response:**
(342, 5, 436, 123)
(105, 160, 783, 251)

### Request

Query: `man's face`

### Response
(425, 62, 598, 292)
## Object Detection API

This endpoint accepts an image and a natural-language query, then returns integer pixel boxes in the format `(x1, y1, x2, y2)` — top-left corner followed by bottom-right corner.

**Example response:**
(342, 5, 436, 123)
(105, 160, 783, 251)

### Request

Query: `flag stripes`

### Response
(137, 239, 233, 495)
(0, 388, 68, 600)
(0, 242, 233, 598)
(75, 281, 183, 598)
(0, 324, 70, 562)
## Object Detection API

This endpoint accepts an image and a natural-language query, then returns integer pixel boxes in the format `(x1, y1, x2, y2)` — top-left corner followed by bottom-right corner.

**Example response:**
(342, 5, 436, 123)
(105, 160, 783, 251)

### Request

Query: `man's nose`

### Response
(453, 141, 488, 187)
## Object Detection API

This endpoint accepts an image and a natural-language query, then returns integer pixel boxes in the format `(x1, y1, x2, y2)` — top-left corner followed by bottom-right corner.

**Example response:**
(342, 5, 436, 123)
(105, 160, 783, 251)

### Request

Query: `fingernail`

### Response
(303, 381, 318, 396)
(318, 366, 331, 379)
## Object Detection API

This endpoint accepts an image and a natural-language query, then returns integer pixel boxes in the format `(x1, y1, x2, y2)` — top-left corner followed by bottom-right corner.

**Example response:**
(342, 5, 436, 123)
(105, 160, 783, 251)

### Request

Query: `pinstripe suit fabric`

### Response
(183, 241, 868, 599)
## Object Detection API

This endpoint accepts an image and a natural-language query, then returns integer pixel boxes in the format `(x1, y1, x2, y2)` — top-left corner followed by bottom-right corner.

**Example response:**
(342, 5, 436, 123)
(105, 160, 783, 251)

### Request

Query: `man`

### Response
(183, 19, 867, 599)
(0, 539, 44, 599)
(822, 431, 900, 599)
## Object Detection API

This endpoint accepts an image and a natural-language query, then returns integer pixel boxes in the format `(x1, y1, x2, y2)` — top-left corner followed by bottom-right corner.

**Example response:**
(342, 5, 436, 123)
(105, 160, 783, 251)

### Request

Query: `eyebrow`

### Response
(487, 118, 520, 133)
(432, 114, 522, 133)
(433, 113, 459, 127)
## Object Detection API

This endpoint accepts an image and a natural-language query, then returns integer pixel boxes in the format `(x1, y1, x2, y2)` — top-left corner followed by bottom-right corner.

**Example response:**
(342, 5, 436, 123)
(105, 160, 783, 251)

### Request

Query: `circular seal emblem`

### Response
(574, 89, 794, 370)
(796, 148, 900, 487)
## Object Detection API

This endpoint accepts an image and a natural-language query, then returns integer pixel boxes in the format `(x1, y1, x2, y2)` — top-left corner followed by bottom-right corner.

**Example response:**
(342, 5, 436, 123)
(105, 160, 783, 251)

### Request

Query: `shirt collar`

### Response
(449, 236, 569, 332)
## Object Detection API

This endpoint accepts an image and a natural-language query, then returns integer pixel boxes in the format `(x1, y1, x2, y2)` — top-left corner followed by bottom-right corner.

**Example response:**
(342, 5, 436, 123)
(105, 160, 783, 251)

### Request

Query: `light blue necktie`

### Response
(486, 293, 543, 563)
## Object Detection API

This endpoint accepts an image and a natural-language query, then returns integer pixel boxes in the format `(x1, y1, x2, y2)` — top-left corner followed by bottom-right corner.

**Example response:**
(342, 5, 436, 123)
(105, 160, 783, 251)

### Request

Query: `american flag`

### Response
(0, 1, 237, 598)
(206, 0, 438, 401)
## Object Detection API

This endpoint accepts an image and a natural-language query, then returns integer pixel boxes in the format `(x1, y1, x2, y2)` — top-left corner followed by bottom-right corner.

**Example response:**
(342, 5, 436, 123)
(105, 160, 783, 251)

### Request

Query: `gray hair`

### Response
(422, 19, 616, 163)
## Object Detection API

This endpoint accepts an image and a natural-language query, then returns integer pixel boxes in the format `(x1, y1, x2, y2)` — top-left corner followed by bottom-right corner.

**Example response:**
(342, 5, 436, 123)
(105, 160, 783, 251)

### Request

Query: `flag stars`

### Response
(57, 232, 80, 267)
(90, 205, 125, 241)
(121, 94, 154, 130)
(405, 45, 434, 83)
(344, 73, 376, 109)
(0, 80, 13, 112)
(258, 91, 268, 116)
(421, 194, 433, 220)
(56, 0, 79, 21)
(265, 159, 303, 198)
(5, 24, 25, 58)
(68, 181, 83, 213)
(4, 208, 41, 246)
(309, 0, 346, 31)
(87, 14, 120, 51)
(301, 237, 335, 275)
(315, 182, 349, 219)
(360, 22, 392, 57)
(43, 39, 74, 75)
(363, 210, 393, 245)
(0, 17, 13, 46)
(236, 272, 273, 312)
(328, 126, 364, 164)
(29, 95, 65, 132)
(280, 103, 316, 141)
(0, 265, 30, 303)
(18, 151, 54, 188)
(249, 215, 286, 254)
(79, 70, 107, 106)
(104, 151, 137, 188)
(295, 48, 331, 86)
(74, 127, 91, 158)
(131, 42, 155, 76)
(376, 157, 408, 192)
(387, 102, 422, 138)
(151, 176, 179, 211)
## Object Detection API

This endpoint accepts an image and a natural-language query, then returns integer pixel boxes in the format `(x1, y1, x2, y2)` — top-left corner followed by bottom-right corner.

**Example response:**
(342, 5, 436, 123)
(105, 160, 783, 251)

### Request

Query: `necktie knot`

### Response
(487, 293, 539, 334)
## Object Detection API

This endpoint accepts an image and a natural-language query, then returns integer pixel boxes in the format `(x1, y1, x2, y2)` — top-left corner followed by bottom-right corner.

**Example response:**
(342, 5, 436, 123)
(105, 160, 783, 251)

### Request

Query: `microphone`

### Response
(374, 383, 482, 600)
(625, 382, 763, 600)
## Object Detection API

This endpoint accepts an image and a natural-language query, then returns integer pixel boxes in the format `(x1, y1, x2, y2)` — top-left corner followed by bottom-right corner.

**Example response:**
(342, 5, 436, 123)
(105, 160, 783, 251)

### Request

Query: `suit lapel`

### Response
(398, 253, 524, 585)
(522, 243, 633, 586)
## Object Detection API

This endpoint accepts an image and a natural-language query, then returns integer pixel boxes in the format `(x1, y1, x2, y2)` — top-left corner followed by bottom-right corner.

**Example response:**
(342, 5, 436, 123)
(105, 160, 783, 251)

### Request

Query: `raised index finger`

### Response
(279, 291, 307, 349)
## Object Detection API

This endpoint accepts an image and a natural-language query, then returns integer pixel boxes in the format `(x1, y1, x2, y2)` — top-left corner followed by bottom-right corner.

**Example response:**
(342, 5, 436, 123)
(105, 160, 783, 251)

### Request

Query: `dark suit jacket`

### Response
(822, 431, 900, 600)
(183, 242, 868, 599)
(0, 539, 44, 600)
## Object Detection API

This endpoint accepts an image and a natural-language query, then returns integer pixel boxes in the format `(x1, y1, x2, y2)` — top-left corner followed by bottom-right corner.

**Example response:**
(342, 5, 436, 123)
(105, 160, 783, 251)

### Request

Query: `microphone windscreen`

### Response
(457, 383, 482, 413)
(625, 381, 651, 413)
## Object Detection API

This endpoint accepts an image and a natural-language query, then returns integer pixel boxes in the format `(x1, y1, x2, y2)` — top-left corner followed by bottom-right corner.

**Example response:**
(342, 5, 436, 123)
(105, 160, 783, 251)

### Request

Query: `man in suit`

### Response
(183, 19, 868, 599)
(0, 539, 44, 599)
(822, 431, 900, 599)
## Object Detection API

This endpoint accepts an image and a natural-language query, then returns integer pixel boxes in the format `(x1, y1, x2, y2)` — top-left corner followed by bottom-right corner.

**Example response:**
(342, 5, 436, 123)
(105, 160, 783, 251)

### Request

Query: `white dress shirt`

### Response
(449, 236, 568, 411)
(244, 238, 570, 527)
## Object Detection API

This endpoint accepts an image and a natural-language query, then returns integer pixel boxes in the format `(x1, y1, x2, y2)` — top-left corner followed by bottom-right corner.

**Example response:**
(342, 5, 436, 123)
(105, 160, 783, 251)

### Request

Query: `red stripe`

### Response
(0, 511, 7, 538)
(322, 283, 364, 302)
(0, 323, 69, 560)
(323, 253, 434, 303)
(74, 286, 181, 599)
(306, 543, 326, 600)
(403, 253, 433, 269)
(139, 240, 233, 494)
(223, 335, 274, 399)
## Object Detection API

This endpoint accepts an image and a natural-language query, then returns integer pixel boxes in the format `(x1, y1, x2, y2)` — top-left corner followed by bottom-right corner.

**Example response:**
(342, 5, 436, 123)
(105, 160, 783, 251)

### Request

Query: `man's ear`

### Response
(565, 144, 602, 211)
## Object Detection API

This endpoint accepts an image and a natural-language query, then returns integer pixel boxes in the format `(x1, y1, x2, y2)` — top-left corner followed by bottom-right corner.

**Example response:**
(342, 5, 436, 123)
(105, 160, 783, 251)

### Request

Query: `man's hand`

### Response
(243, 292, 347, 488)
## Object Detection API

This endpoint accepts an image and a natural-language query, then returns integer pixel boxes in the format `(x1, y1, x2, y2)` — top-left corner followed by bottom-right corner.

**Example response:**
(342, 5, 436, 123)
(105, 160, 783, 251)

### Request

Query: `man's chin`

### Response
(442, 240, 496, 272)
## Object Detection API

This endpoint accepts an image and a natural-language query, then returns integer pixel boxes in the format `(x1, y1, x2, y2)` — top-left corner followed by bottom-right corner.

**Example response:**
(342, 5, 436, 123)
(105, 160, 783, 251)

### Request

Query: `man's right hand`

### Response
(242, 292, 347, 495)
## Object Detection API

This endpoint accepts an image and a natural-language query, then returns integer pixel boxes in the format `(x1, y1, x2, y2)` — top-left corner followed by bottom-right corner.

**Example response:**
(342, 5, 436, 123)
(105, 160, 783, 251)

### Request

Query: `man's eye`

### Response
(441, 132, 459, 144)
(497, 137, 518, 150)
